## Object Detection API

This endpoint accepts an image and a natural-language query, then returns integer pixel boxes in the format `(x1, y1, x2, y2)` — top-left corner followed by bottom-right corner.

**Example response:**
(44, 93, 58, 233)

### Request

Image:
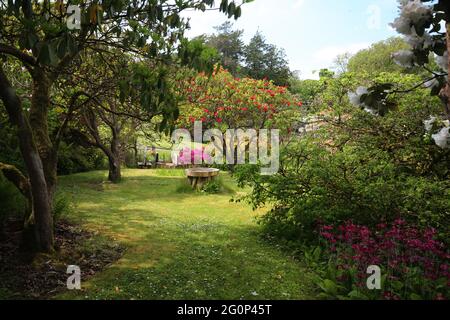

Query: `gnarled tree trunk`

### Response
(0, 68, 54, 252)
(30, 67, 58, 205)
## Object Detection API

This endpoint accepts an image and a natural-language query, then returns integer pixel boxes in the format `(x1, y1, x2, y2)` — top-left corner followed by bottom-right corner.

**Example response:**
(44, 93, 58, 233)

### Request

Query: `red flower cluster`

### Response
(179, 68, 304, 129)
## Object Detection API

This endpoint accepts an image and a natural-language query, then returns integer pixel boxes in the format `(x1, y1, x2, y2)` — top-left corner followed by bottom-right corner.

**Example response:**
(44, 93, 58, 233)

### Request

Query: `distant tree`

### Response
(289, 78, 323, 106)
(243, 32, 292, 87)
(318, 69, 335, 79)
(347, 37, 411, 76)
(332, 52, 353, 75)
(206, 22, 245, 76)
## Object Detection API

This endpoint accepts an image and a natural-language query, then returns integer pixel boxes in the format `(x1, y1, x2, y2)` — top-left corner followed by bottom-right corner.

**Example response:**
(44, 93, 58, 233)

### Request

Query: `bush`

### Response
(0, 173, 26, 224)
(53, 192, 75, 223)
(57, 142, 107, 175)
(233, 83, 450, 244)
(175, 175, 234, 195)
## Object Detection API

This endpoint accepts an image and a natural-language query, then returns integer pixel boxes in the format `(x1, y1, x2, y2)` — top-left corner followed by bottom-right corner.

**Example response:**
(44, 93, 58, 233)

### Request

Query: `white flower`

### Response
(348, 86, 368, 107)
(423, 116, 436, 132)
(432, 127, 450, 149)
(390, 0, 432, 36)
(364, 107, 377, 115)
(405, 30, 433, 50)
(392, 50, 415, 67)
(436, 51, 448, 71)
(424, 78, 439, 89)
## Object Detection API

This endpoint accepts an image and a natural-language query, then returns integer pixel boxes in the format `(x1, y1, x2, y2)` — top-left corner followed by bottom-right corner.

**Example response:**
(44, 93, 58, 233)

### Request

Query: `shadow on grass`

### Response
(56, 169, 316, 300)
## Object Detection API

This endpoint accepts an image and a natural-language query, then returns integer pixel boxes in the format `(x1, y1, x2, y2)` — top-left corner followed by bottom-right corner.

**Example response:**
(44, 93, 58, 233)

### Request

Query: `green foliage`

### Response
(205, 22, 245, 76)
(289, 78, 323, 106)
(0, 173, 26, 223)
(201, 176, 235, 194)
(243, 32, 292, 87)
(57, 142, 107, 175)
(53, 191, 75, 223)
(178, 38, 221, 76)
(347, 37, 412, 77)
(176, 175, 235, 195)
(234, 72, 450, 245)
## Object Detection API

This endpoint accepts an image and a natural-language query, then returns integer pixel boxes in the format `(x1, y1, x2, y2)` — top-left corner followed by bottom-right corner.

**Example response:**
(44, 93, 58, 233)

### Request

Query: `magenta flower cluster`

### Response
(178, 147, 211, 165)
(319, 219, 449, 300)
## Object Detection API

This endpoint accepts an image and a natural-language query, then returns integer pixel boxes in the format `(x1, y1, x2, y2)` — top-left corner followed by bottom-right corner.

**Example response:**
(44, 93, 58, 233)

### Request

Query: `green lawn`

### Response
(57, 169, 315, 300)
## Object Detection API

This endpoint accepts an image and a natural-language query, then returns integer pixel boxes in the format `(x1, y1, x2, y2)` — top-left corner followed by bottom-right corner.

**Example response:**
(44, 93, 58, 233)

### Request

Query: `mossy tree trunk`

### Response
(30, 67, 58, 205)
(0, 68, 54, 252)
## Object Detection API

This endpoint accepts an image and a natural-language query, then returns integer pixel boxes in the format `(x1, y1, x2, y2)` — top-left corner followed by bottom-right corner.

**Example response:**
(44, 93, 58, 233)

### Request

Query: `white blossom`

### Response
(423, 116, 436, 132)
(436, 51, 448, 71)
(392, 50, 415, 67)
(390, 0, 432, 36)
(405, 30, 433, 50)
(364, 107, 377, 115)
(348, 86, 368, 107)
(424, 78, 439, 89)
(432, 127, 450, 149)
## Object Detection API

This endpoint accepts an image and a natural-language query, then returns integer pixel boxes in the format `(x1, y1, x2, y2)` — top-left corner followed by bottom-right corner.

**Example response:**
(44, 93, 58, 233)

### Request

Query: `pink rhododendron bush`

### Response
(178, 147, 212, 165)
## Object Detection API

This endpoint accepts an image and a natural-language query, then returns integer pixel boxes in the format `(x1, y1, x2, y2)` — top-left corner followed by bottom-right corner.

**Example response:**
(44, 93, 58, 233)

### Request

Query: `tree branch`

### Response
(0, 43, 36, 66)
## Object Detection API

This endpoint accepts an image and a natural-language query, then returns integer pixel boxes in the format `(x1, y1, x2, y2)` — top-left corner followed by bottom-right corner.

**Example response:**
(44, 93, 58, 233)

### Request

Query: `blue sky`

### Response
(182, 0, 401, 79)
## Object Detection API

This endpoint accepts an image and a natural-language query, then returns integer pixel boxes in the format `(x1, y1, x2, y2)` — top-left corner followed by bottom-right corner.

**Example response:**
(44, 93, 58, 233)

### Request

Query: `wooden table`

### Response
(185, 168, 220, 189)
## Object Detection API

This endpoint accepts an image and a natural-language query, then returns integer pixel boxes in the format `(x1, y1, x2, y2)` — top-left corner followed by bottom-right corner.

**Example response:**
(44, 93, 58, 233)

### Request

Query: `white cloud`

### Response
(295, 42, 371, 79)
(293, 0, 306, 9)
(314, 42, 370, 64)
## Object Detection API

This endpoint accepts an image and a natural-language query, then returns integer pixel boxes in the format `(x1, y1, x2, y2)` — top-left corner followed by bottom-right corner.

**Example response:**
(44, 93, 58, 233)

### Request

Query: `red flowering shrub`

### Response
(313, 219, 449, 300)
(177, 67, 303, 132)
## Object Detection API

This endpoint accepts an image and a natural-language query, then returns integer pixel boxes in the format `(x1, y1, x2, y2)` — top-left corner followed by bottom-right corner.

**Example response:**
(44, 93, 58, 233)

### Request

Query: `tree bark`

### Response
(108, 155, 121, 183)
(0, 68, 54, 252)
(30, 67, 58, 205)
(82, 106, 123, 183)
(108, 124, 122, 183)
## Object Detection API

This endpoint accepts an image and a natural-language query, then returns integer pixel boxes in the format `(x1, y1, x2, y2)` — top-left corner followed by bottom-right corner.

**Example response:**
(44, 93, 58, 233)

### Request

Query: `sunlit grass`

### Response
(56, 169, 315, 300)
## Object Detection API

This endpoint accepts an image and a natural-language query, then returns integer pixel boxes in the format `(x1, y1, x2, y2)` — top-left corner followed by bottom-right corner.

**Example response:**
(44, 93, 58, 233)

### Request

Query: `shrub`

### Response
(53, 192, 75, 223)
(0, 173, 26, 224)
(57, 142, 107, 175)
(233, 87, 450, 244)
(175, 176, 234, 195)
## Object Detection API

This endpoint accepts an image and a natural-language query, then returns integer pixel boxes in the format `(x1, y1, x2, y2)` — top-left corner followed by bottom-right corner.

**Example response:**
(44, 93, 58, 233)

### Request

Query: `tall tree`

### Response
(205, 21, 244, 75)
(243, 31, 291, 87)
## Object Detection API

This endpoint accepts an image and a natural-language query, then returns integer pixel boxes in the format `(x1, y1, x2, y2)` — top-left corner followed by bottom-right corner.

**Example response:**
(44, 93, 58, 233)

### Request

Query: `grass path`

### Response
(57, 169, 315, 300)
